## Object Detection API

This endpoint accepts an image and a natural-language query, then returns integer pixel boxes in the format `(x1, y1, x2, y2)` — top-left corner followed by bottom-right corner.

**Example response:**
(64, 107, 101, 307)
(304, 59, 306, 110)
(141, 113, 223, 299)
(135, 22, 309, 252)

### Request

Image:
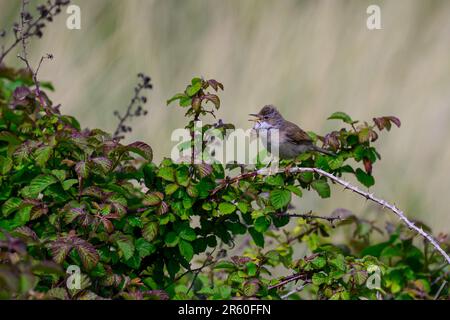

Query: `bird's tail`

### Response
(313, 145, 336, 157)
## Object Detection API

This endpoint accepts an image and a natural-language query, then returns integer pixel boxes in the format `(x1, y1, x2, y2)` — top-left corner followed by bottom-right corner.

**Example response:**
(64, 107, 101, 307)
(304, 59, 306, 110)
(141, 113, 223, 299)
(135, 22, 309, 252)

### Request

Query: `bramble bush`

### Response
(0, 0, 449, 301)
(1, 68, 449, 300)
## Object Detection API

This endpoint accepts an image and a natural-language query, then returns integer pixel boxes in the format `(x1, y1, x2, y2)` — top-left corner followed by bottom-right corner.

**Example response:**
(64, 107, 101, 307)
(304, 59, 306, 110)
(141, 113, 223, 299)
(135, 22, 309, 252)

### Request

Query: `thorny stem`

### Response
(213, 166, 450, 265)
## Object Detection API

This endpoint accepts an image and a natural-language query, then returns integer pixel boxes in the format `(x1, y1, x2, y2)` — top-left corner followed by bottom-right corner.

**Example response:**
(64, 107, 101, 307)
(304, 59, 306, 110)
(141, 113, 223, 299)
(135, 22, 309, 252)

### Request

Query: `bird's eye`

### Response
(264, 116, 269, 120)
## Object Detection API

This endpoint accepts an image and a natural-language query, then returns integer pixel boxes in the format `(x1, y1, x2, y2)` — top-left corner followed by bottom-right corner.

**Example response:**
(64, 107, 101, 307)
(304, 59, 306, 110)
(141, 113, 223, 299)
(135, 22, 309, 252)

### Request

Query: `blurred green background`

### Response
(1, 0, 449, 233)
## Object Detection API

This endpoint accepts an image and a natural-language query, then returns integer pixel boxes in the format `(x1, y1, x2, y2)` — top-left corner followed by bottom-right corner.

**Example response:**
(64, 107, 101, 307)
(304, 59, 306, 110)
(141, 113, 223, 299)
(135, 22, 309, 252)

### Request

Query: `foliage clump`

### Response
(1, 65, 448, 300)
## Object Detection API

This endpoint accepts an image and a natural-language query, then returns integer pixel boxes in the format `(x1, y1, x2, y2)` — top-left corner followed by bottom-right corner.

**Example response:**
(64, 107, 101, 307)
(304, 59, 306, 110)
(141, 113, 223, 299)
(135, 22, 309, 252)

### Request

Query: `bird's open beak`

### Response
(248, 113, 261, 122)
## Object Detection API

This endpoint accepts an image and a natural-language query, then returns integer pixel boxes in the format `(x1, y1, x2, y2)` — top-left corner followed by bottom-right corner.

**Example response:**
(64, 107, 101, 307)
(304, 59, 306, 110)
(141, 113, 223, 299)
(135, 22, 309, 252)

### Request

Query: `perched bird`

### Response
(249, 105, 335, 159)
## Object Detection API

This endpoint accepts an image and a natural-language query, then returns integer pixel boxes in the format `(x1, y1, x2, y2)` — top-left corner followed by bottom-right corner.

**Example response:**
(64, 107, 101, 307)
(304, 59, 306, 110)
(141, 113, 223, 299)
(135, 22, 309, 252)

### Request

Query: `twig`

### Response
(433, 280, 447, 300)
(113, 73, 152, 140)
(215, 166, 450, 265)
(268, 273, 308, 290)
(0, 0, 69, 65)
(276, 211, 342, 224)
(16, 0, 53, 111)
(280, 280, 311, 299)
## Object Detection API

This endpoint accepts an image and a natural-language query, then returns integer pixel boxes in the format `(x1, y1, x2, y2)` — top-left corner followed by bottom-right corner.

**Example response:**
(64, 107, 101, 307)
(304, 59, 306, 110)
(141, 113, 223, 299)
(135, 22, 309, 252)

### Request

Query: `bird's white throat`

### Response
(253, 121, 273, 130)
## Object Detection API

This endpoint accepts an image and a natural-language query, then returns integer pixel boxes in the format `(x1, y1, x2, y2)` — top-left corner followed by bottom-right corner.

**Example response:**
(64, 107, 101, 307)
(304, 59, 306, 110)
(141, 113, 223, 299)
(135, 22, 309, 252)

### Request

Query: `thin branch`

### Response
(17, 0, 53, 111)
(280, 280, 311, 299)
(433, 280, 447, 300)
(268, 273, 308, 290)
(0, 0, 69, 65)
(276, 211, 342, 224)
(113, 73, 152, 140)
(214, 166, 450, 265)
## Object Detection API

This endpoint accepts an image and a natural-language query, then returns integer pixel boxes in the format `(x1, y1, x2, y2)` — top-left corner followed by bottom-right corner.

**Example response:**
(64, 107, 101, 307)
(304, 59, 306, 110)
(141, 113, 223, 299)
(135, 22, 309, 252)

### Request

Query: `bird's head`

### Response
(249, 105, 284, 129)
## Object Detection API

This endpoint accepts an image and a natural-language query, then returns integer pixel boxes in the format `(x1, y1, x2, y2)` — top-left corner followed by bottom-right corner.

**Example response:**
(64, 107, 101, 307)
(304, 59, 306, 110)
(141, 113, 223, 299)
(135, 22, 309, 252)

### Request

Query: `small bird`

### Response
(249, 105, 335, 159)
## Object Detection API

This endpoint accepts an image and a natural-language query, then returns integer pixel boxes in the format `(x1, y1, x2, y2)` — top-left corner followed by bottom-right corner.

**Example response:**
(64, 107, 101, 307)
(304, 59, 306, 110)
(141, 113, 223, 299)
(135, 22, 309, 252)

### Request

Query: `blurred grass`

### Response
(1, 0, 449, 233)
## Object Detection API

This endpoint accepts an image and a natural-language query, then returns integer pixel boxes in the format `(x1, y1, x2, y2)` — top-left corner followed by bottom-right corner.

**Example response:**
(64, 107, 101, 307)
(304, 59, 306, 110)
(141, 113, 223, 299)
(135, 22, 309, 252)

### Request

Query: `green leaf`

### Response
(214, 261, 236, 270)
(186, 80, 202, 97)
(157, 167, 175, 182)
(218, 202, 236, 215)
(355, 168, 375, 188)
(243, 279, 260, 297)
(265, 175, 284, 186)
(178, 240, 194, 261)
(0, 131, 21, 146)
(0, 156, 13, 175)
(165, 183, 179, 195)
(27, 175, 58, 196)
(164, 231, 179, 247)
(312, 271, 328, 285)
(246, 262, 257, 277)
(135, 238, 156, 258)
(116, 236, 135, 260)
(2, 197, 22, 217)
(179, 226, 196, 241)
(62, 179, 78, 191)
(175, 167, 190, 187)
(248, 227, 264, 248)
(142, 222, 159, 242)
(237, 202, 248, 213)
(311, 179, 331, 198)
(179, 96, 192, 107)
(125, 141, 153, 161)
(34, 146, 53, 167)
(285, 185, 303, 197)
(143, 192, 163, 206)
(328, 112, 353, 124)
(270, 189, 291, 209)
(167, 93, 187, 105)
(311, 256, 327, 269)
(254, 216, 270, 233)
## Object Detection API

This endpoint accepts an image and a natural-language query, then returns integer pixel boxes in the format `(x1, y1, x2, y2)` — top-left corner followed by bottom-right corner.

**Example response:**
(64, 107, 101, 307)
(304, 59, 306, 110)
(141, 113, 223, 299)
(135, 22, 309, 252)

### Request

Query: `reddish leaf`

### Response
(363, 158, 373, 175)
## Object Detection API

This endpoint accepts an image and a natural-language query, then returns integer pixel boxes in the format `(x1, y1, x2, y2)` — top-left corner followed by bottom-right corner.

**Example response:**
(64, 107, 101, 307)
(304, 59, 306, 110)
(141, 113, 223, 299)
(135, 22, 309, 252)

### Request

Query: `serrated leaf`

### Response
(311, 180, 331, 198)
(135, 238, 155, 258)
(355, 168, 375, 188)
(243, 279, 260, 297)
(312, 271, 328, 285)
(157, 167, 175, 182)
(0, 155, 13, 175)
(142, 222, 159, 242)
(115, 236, 135, 261)
(178, 239, 194, 261)
(27, 175, 58, 196)
(248, 227, 264, 248)
(73, 238, 99, 269)
(143, 192, 163, 206)
(126, 141, 153, 161)
(48, 239, 73, 264)
(2, 197, 22, 217)
(91, 157, 112, 172)
(218, 202, 236, 215)
(165, 183, 179, 195)
(179, 226, 196, 241)
(270, 189, 291, 209)
(34, 146, 53, 167)
(75, 161, 89, 179)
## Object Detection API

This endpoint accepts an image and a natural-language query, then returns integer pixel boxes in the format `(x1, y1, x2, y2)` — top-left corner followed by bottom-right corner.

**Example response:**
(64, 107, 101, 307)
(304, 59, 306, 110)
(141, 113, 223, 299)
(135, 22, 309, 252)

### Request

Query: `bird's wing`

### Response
(284, 122, 313, 145)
